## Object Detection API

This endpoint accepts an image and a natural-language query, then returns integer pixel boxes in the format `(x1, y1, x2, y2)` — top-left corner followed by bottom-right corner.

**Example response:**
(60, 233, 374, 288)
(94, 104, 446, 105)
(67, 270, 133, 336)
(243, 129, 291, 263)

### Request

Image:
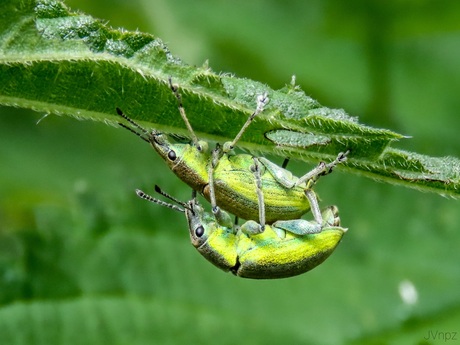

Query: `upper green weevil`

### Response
(117, 78, 348, 230)
(135, 186, 347, 279)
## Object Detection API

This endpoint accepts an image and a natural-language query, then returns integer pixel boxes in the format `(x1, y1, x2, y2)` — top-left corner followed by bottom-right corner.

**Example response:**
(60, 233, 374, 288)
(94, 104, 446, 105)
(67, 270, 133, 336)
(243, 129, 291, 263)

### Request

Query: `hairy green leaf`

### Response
(0, 0, 459, 196)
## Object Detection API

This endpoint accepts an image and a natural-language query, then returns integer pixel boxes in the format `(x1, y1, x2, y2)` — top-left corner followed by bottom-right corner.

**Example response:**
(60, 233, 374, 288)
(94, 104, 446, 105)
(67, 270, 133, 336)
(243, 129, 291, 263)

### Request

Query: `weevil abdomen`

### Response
(203, 153, 311, 223)
(234, 227, 346, 279)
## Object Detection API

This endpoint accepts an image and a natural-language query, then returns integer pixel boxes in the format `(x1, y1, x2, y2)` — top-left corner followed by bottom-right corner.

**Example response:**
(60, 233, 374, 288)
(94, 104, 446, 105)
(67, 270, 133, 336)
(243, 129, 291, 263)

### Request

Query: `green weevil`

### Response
(117, 78, 348, 230)
(135, 186, 347, 279)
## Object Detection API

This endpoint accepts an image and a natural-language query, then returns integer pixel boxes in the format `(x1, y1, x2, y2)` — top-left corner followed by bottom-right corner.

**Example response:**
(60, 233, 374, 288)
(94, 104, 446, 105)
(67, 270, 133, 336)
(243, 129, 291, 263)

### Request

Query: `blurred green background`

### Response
(1, 1, 459, 344)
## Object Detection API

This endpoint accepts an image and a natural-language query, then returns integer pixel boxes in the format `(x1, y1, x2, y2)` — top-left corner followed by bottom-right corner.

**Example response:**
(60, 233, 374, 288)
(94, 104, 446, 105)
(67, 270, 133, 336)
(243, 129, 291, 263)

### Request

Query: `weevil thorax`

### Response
(148, 132, 209, 192)
(184, 199, 237, 271)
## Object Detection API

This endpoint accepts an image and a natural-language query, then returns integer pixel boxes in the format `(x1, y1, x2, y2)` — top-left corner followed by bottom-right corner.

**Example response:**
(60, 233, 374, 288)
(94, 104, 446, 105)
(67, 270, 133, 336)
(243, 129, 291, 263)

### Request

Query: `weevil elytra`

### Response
(117, 79, 348, 229)
(136, 186, 347, 279)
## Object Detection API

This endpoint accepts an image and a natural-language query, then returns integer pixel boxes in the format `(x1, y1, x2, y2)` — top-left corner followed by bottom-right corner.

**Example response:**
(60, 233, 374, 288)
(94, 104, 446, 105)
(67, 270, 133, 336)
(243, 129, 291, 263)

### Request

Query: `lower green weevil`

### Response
(136, 186, 347, 279)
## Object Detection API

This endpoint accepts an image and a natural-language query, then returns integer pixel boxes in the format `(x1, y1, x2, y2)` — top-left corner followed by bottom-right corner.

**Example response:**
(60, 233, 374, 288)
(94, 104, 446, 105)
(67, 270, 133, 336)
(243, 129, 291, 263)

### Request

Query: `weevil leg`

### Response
(169, 77, 208, 153)
(294, 161, 327, 187)
(207, 145, 220, 212)
(251, 157, 266, 232)
(272, 219, 322, 235)
(240, 220, 264, 235)
(321, 205, 340, 227)
(272, 205, 340, 236)
(322, 150, 349, 175)
(304, 189, 323, 225)
(257, 157, 297, 188)
(222, 93, 269, 153)
(295, 151, 349, 187)
(207, 145, 233, 228)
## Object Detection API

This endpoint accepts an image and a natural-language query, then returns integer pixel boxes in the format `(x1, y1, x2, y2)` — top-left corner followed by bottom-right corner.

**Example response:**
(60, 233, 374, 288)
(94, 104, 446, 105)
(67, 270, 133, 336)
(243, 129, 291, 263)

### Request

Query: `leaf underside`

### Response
(0, 0, 459, 196)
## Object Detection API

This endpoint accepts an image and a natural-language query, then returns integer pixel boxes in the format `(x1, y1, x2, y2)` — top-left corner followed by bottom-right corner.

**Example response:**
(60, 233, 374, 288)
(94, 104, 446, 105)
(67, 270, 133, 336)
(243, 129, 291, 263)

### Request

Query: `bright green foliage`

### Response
(1, 0, 459, 196)
(1, 1, 460, 345)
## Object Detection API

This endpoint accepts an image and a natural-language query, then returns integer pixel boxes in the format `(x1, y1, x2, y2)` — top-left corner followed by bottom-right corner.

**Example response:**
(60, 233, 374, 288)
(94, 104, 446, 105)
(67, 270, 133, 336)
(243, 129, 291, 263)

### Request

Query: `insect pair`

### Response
(118, 79, 348, 278)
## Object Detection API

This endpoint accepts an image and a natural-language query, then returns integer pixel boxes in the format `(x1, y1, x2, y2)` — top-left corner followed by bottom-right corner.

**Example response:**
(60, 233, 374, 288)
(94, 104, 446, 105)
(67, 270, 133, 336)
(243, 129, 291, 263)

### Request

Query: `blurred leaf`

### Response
(1, 1, 460, 345)
(349, 304, 460, 345)
(0, 296, 306, 345)
(324, 0, 460, 39)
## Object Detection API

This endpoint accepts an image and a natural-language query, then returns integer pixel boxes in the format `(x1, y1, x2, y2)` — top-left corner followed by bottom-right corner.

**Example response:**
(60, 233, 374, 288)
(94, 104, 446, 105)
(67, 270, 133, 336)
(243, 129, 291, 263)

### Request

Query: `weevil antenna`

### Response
(224, 92, 269, 152)
(118, 122, 150, 144)
(153, 185, 191, 210)
(116, 108, 150, 144)
(168, 77, 202, 151)
(136, 189, 184, 213)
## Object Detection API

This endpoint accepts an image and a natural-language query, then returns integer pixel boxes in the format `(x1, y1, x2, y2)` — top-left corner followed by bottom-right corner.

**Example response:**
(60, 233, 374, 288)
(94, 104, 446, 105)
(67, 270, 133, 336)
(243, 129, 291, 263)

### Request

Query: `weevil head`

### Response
(146, 130, 183, 163)
(184, 198, 213, 248)
(148, 133, 209, 191)
(184, 199, 237, 271)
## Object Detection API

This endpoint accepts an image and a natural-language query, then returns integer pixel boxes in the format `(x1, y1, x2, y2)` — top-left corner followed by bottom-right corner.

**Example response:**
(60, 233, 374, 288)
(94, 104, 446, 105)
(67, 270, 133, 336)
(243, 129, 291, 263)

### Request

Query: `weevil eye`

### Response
(195, 225, 205, 237)
(167, 150, 177, 161)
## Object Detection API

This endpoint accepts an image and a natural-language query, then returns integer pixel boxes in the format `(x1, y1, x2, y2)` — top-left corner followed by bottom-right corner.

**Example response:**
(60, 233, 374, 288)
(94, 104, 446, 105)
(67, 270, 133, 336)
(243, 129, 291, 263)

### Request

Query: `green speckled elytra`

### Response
(136, 186, 347, 279)
(117, 79, 348, 231)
